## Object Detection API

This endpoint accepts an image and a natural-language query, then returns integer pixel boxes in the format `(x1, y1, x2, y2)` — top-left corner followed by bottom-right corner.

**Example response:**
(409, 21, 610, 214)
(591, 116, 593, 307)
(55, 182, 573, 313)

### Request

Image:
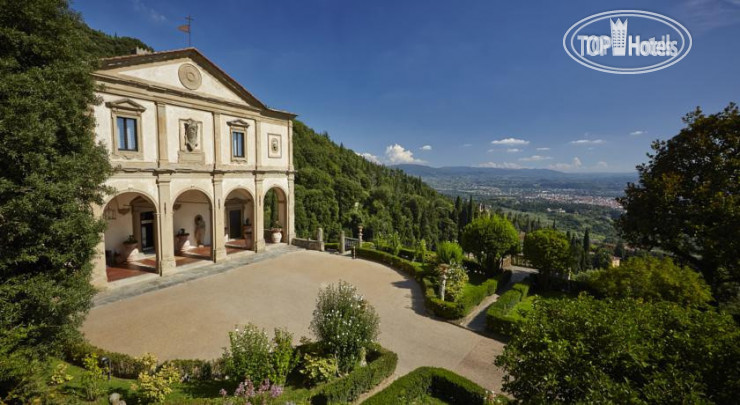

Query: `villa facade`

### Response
(90, 48, 296, 288)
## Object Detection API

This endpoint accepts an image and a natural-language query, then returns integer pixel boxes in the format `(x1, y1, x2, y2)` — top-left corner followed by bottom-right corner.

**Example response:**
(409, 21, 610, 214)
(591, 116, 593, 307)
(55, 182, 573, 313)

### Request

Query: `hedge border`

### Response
(363, 367, 489, 405)
(485, 280, 532, 336)
(357, 247, 499, 320)
(309, 343, 397, 404)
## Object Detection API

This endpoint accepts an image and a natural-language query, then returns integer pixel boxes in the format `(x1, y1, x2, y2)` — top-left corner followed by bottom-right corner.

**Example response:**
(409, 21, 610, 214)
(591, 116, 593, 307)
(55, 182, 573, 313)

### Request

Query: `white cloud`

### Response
(478, 162, 523, 169)
(549, 157, 583, 171)
(570, 139, 605, 145)
(385, 144, 424, 164)
(461, 143, 472, 147)
(357, 152, 381, 165)
(506, 148, 522, 153)
(629, 130, 647, 136)
(596, 161, 608, 169)
(518, 155, 552, 162)
(420, 145, 432, 151)
(132, 0, 167, 22)
(491, 137, 530, 145)
(536, 147, 551, 151)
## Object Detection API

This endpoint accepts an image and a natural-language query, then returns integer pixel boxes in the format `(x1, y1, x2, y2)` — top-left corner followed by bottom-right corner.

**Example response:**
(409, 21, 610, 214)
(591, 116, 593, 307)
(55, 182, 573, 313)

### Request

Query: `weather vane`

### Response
(178, 15, 194, 47)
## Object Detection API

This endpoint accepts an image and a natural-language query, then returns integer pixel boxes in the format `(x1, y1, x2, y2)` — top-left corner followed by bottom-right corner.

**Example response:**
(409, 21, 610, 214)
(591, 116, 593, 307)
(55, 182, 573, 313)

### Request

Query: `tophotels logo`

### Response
(563, 10, 692, 74)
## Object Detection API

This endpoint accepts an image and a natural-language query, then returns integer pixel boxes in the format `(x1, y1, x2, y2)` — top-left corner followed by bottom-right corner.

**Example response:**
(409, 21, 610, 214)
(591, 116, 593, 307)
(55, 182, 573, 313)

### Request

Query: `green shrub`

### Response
(436, 241, 464, 265)
(64, 340, 145, 379)
(310, 281, 380, 373)
(222, 324, 272, 382)
(324, 242, 339, 250)
(310, 344, 397, 404)
(486, 289, 525, 336)
(511, 281, 530, 299)
(80, 353, 106, 401)
(131, 360, 180, 404)
(360, 241, 375, 249)
(269, 328, 296, 385)
(300, 353, 339, 386)
(580, 256, 712, 307)
(363, 367, 492, 405)
(162, 358, 220, 381)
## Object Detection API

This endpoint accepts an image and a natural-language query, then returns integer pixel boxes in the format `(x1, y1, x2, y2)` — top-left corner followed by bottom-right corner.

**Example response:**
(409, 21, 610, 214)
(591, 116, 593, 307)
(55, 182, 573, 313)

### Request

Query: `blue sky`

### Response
(73, 0, 740, 172)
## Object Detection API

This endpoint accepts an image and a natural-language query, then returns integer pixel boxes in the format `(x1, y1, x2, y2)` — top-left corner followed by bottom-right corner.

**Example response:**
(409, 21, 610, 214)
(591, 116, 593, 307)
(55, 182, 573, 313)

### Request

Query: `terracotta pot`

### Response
(122, 242, 138, 263)
(175, 234, 190, 254)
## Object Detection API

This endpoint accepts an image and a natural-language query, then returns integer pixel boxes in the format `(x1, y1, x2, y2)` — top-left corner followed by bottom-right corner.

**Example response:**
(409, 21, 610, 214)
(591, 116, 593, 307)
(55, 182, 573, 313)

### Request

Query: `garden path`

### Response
(82, 250, 506, 392)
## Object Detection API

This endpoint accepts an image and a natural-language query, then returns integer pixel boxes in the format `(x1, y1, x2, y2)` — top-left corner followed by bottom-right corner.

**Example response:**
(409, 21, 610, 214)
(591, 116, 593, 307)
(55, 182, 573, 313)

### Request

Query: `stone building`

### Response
(91, 48, 296, 288)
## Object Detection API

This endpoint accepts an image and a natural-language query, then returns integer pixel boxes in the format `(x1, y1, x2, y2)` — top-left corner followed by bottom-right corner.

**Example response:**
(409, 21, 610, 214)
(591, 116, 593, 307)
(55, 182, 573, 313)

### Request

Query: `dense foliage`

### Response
(579, 256, 712, 307)
(292, 120, 458, 246)
(0, 0, 114, 399)
(523, 228, 572, 284)
(222, 324, 295, 385)
(617, 104, 740, 316)
(495, 295, 740, 404)
(460, 215, 519, 272)
(310, 281, 380, 373)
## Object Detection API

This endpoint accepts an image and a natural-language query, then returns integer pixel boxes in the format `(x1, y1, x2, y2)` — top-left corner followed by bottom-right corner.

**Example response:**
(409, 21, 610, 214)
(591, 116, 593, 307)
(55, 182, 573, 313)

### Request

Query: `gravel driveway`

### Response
(82, 250, 505, 391)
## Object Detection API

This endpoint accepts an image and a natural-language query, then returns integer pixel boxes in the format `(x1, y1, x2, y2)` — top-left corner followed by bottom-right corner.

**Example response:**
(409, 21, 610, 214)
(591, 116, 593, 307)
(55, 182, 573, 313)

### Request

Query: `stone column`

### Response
(91, 204, 108, 289)
(287, 173, 296, 244)
(339, 231, 345, 254)
(156, 102, 168, 168)
(212, 174, 227, 262)
(317, 227, 323, 242)
(157, 176, 176, 275)
(254, 175, 265, 252)
(288, 120, 294, 171)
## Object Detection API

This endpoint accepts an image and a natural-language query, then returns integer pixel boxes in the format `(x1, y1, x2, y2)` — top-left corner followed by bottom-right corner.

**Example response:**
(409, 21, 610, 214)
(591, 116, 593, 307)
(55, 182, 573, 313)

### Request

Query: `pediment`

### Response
(227, 119, 251, 128)
(95, 49, 295, 119)
(105, 98, 147, 112)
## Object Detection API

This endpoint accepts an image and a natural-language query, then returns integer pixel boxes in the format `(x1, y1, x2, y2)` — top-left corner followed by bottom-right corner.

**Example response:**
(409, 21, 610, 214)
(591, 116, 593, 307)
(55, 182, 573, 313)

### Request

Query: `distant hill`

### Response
(392, 164, 637, 196)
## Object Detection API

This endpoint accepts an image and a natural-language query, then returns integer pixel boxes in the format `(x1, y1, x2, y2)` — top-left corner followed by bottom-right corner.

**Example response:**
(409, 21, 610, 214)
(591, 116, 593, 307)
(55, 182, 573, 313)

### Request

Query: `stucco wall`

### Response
(166, 105, 215, 164)
(173, 190, 212, 247)
(261, 121, 289, 168)
(94, 93, 158, 163)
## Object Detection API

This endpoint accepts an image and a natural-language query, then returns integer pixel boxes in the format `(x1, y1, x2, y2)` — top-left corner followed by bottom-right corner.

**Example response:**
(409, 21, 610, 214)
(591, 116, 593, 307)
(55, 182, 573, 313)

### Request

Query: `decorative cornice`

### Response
(105, 98, 147, 112)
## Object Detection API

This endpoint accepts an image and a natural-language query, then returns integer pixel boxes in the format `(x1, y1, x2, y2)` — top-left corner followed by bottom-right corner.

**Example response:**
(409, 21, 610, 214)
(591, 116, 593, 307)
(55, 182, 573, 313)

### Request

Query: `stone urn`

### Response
(121, 236, 138, 263)
(271, 229, 283, 243)
(175, 229, 190, 254)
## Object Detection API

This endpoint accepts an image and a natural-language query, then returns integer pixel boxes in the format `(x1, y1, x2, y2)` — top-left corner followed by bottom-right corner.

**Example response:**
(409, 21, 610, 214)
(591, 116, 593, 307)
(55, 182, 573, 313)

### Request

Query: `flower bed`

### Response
(363, 367, 506, 405)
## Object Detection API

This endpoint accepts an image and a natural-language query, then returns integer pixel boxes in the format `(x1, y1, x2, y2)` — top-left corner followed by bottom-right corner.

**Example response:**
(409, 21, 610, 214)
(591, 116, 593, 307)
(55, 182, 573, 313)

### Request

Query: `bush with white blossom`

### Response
(310, 281, 380, 373)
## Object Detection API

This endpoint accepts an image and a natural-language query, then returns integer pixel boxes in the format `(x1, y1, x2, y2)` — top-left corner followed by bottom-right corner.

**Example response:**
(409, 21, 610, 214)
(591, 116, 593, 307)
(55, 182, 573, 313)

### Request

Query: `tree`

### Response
(582, 229, 591, 270)
(580, 256, 712, 307)
(435, 241, 463, 265)
(495, 295, 740, 404)
(460, 215, 519, 273)
(617, 104, 740, 315)
(523, 229, 571, 285)
(0, 0, 111, 398)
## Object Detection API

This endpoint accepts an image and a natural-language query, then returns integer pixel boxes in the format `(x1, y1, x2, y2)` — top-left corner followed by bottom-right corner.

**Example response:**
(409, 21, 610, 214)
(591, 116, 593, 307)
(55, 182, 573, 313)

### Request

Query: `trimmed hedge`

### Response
(363, 367, 489, 405)
(324, 242, 339, 250)
(358, 247, 499, 320)
(485, 280, 532, 336)
(63, 340, 146, 379)
(309, 344, 397, 404)
(356, 247, 425, 278)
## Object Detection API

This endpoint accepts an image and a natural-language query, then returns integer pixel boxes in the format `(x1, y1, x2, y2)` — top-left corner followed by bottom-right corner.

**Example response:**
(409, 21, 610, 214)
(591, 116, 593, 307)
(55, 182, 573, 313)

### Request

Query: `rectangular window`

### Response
(232, 130, 245, 158)
(117, 117, 138, 151)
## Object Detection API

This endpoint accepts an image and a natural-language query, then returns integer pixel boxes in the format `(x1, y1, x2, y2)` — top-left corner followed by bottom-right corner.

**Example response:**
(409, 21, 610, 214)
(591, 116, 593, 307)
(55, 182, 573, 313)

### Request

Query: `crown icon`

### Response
(610, 18, 628, 56)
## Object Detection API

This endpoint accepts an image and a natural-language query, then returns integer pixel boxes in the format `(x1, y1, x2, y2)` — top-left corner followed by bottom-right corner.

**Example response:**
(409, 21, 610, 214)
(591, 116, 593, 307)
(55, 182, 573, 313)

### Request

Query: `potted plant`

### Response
(175, 228, 190, 254)
(121, 235, 138, 262)
(270, 220, 283, 243)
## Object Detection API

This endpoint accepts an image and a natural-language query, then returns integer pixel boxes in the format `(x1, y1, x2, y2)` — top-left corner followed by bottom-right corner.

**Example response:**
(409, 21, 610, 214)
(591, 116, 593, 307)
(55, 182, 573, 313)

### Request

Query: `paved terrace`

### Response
(82, 249, 505, 392)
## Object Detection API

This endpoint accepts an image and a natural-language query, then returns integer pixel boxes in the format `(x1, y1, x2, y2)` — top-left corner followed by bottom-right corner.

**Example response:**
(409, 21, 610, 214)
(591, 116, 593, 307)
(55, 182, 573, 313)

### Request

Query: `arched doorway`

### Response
(102, 192, 158, 281)
(224, 188, 255, 253)
(263, 187, 288, 244)
(173, 189, 213, 265)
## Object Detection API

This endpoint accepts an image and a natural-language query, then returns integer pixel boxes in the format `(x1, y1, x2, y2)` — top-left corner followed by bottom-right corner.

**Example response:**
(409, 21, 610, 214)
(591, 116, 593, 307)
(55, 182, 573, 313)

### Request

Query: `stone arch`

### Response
(173, 189, 214, 260)
(263, 185, 288, 243)
(101, 191, 159, 280)
(224, 187, 255, 251)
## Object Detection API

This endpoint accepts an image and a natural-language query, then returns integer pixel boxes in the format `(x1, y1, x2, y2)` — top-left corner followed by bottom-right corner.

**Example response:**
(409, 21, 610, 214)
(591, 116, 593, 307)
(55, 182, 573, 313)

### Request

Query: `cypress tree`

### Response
(0, 0, 111, 395)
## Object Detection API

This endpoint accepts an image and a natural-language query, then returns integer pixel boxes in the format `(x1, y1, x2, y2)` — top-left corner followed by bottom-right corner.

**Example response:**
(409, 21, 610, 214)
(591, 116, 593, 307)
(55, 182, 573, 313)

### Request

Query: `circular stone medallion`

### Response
(178, 63, 202, 90)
